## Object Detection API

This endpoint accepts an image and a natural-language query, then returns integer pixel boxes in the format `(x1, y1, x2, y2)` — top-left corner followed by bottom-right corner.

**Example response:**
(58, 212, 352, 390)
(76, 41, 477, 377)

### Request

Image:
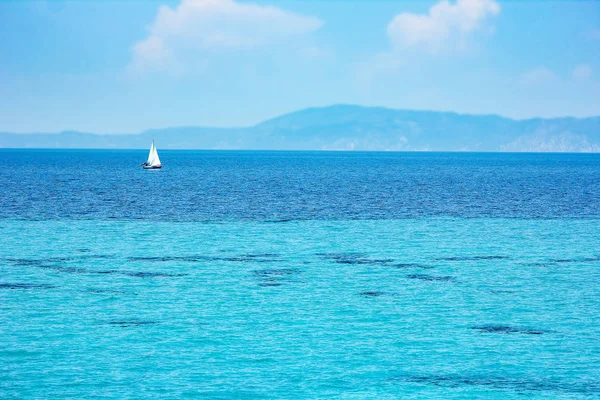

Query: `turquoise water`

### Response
(1, 150, 600, 398)
(2, 219, 599, 398)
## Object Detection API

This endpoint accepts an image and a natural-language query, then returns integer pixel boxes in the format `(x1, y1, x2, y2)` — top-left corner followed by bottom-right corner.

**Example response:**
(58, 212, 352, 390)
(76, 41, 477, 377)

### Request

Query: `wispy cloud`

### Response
(587, 29, 600, 40)
(572, 64, 593, 81)
(129, 0, 323, 74)
(520, 65, 594, 86)
(386, 0, 500, 53)
(519, 67, 557, 86)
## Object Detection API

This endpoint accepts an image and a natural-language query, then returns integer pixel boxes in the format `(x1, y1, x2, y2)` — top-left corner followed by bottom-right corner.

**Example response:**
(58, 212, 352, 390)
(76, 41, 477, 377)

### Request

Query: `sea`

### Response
(1, 149, 599, 399)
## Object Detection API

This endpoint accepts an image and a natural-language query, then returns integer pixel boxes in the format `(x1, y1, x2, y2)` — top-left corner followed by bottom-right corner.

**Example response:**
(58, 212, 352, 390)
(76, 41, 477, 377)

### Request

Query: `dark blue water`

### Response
(1, 150, 599, 220)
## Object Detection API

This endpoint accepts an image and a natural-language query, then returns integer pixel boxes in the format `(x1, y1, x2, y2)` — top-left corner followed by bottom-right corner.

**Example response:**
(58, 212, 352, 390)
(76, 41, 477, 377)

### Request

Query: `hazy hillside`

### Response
(2, 105, 599, 152)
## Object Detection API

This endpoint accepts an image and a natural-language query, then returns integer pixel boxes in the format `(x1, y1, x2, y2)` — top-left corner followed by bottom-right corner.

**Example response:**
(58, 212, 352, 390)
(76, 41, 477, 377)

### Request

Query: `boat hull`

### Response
(143, 165, 162, 169)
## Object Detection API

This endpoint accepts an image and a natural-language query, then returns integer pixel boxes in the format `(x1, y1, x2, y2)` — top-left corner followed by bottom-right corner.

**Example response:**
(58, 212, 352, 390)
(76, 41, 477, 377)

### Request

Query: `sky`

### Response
(0, 0, 599, 133)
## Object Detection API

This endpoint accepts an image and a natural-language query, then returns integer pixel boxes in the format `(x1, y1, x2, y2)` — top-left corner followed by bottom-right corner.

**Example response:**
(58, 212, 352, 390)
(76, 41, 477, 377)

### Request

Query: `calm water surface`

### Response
(1, 150, 599, 398)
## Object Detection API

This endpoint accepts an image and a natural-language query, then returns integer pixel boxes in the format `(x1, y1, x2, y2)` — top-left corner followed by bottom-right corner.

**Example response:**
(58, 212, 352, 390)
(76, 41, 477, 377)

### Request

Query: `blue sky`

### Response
(1, 0, 599, 133)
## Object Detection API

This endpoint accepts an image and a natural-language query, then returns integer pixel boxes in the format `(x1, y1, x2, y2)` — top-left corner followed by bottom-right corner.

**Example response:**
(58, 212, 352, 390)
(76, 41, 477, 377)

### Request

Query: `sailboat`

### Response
(142, 140, 162, 169)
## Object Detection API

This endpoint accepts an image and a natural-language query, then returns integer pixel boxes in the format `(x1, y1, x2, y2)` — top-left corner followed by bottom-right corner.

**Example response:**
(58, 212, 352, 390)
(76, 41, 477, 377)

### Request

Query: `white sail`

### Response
(146, 140, 161, 166)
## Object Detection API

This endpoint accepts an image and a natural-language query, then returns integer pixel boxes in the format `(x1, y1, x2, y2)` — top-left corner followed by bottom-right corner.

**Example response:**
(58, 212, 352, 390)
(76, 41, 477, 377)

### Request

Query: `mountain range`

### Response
(2, 105, 599, 152)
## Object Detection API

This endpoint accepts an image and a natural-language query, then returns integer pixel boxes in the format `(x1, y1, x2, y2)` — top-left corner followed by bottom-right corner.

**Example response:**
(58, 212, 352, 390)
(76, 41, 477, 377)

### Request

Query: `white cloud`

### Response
(572, 64, 593, 81)
(133, 36, 174, 71)
(130, 0, 323, 73)
(387, 0, 500, 53)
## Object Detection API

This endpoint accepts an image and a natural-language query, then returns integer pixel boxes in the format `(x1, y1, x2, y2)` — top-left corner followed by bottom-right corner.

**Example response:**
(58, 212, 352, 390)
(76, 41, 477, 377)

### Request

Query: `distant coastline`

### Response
(2, 105, 599, 152)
